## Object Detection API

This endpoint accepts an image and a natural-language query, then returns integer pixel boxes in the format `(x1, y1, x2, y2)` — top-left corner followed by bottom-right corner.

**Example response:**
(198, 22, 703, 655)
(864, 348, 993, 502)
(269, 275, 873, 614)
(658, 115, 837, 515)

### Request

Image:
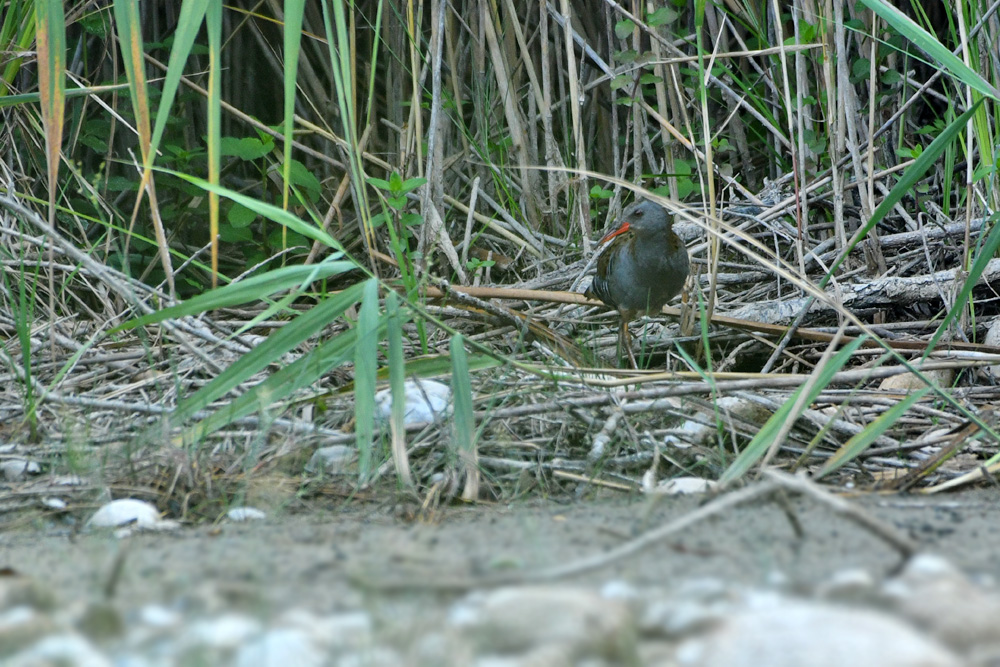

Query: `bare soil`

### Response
(7, 488, 1000, 615)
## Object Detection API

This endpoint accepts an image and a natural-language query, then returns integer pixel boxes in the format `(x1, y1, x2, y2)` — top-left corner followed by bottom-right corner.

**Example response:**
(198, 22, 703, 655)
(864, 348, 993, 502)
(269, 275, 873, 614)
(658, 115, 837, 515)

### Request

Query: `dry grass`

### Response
(2, 0, 1000, 525)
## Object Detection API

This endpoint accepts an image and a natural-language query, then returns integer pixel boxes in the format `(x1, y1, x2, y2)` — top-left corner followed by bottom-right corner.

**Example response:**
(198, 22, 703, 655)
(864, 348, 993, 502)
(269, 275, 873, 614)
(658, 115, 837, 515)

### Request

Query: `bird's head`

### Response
(599, 200, 671, 244)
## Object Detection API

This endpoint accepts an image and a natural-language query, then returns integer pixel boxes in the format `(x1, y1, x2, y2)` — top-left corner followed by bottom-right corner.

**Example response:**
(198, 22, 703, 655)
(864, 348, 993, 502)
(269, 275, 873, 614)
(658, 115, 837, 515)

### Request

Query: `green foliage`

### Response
(368, 172, 427, 245)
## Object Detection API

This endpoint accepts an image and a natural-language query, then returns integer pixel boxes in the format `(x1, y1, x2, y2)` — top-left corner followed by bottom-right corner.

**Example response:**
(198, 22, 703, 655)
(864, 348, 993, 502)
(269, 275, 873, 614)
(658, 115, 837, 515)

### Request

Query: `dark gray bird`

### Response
(585, 200, 689, 366)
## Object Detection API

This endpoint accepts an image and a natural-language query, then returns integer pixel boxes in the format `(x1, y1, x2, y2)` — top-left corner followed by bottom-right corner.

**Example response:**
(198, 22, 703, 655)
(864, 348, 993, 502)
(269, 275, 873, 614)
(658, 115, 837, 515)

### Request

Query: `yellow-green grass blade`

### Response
(34, 0, 65, 202)
(206, 0, 222, 284)
(186, 320, 380, 442)
(161, 169, 345, 251)
(281, 0, 306, 221)
(822, 100, 984, 289)
(924, 212, 1000, 358)
(1, 1, 36, 98)
(148, 0, 209, 165)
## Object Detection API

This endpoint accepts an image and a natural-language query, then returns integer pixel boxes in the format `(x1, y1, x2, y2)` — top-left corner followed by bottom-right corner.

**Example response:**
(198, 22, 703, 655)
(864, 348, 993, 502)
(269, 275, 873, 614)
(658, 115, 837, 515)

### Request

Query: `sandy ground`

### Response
(6, 487, 1000, 615)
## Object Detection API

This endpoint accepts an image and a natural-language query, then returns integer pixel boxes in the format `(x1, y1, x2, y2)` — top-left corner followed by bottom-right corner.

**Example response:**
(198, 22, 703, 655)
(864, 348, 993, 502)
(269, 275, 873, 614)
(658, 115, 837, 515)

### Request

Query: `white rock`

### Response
(235, 628, 323, 667)
(817, 568, 877, 602)
(883, 553, 1000, 648)
(8, 633, 112, 667)
(336, 647, 404, 667)
(227, 507, 267, 522)
(675, 599, 961, 667)
(663, 397, 771, 449)
(1, 459, 40, 481)
(88, 499, 162, 529)
(42, 497, 67, 510)
(985, 318, 1000, 375)
(184, 614, 261, 649)
(306, 446, 356, 474)
(649, 477, 718, 495)
(450, 586, 633, 658)
(279, 609, 372, 650)
(375, 379, 451, 425)
(138, 604, 182, 629)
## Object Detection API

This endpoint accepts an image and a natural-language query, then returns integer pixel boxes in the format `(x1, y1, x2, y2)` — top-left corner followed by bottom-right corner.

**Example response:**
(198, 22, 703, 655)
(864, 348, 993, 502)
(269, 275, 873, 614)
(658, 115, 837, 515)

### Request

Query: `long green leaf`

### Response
(34, 0, 64, 197)
(451, 333, 478, 500)
(281, 0, 306, 218)
(174, 281, 368, 424)
(816, 387, 931, 479)
(924, 215, 1000, 357)
(160, 169, 345, 251)
(720, 336, 867, 484)
(205, 0, 223, 284)
(860, 0, 999, 100)
(111, 260, 353, 332)
(355, 279, 380, 480)
(823, 100, 984, 287)
(187, 322, 379, 441)
(148, 0, 210, 166)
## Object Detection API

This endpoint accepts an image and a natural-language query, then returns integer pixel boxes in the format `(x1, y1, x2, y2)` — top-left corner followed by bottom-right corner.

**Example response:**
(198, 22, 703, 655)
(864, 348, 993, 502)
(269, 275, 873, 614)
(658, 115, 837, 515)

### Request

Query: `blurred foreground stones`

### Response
(2, 549, 998, 666)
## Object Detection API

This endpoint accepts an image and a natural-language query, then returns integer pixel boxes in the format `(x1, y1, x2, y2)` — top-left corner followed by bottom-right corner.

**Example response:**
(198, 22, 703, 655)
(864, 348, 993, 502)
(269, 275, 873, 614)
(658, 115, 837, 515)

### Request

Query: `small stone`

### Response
(184, 614, 261, 649)
(883, 553, 1000, 648)
(279, 609, 372, 650)
(8, 633, 112, 667)
(235, 628, 323, 667)
(306, 446, 357, 475)
(675, 599, 961, 667)
(649, 477, 717, 495)
(879, 369, 954, 391)
(375, 379, 451, 425)
(87, 499, 162, 529)
(227, 507, 267, 522)
(450, 586, 635, 660)
(0, 607, 54, 655)
(1, 459, 40, 481)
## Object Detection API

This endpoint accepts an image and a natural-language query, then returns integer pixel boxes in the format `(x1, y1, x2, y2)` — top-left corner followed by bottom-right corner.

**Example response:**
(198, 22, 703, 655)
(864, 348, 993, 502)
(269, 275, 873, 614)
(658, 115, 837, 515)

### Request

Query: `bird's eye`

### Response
(634, 210, 643, 218)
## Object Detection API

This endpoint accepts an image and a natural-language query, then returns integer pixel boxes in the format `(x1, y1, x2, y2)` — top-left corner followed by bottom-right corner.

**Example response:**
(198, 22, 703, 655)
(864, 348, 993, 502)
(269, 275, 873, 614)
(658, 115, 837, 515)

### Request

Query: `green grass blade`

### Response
(187, 323, 372, 441)
(354, 279, 380, 481)
(924, 214, 1000, 357)
(174, 280, 368, 424)
(34, 0, 64, 196)
(281, 0, 306, 218)
(111, 260, 354, 332)
(206, 0, 223, 284)
(148, 0, 209, 166)
(822, 100, 984, 287)
(160, 168, 345, 250)
(816, 387, 932, 479)
(450, 333, 479, 500)
(386, 291, 413, 486)
(860, 0, 999, 100)
(719, 336, 867, 484)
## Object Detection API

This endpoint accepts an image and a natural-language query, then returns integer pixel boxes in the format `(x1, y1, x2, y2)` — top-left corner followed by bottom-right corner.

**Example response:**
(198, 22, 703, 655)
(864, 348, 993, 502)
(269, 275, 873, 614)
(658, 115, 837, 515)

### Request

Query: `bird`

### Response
(585, 200, 690, 367)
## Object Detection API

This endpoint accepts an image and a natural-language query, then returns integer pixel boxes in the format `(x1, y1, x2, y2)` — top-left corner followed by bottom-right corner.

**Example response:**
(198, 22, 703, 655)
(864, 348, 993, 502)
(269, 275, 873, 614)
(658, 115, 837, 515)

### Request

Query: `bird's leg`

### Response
(618, 315, 638, 369)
